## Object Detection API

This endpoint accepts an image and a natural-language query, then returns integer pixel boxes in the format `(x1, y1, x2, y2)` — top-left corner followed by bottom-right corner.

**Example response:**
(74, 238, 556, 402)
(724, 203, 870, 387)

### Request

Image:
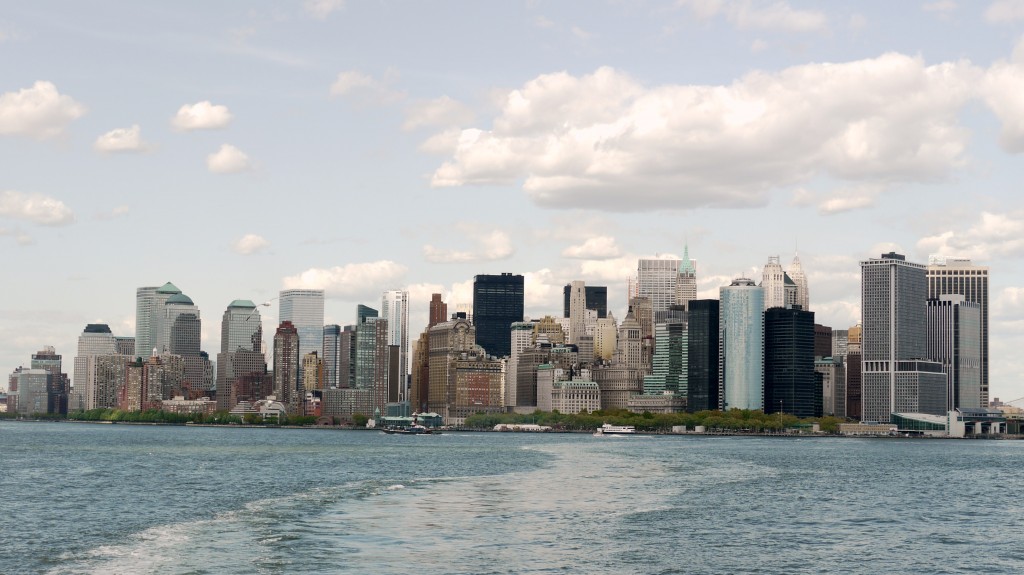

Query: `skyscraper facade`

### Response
(381, 290, 409, 398)
(675, 245, 697, 310)
(323, 324, 342, 388)
(686, 299, 720, 412)
(926, 295, 982, 410)
(566, 281, 587, 345)
(279, 289, 325, 385)
(72, 324, 118, 411)
(428, 293, 448, 328)
(215, 299, 266, 411)
(273, 321, 300, 410)
(927, 257, 989, 407)
(764, 307, 818, 417)
(472, 273, 524, 358)
(861, 253, 946, 422)
(789, 254, 809, 311)
(637, 258, 681, 314)
(719, 279, 764, 411)
(562, 284, 608, 319)
(135, 282, 181, 358)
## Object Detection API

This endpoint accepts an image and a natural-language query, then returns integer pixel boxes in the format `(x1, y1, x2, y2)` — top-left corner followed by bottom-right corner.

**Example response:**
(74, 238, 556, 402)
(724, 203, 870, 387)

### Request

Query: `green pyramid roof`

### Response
(156, 282, 181, 294)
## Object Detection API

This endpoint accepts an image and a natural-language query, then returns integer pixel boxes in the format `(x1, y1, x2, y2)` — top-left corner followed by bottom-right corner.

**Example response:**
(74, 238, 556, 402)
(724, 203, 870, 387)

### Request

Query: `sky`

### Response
(2, 1, 1024, 401)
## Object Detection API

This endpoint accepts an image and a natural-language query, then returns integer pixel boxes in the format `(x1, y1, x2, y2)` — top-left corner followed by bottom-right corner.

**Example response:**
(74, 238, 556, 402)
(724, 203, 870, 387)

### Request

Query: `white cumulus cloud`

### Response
(171, 101, 233, 131)
(403, 96, 475, 131)
(430, 58, 978, 211)
(207, 144, 253, 173)
(423, 228, 514, 263)
(0, 190, 75, 226)
(283, 260, 408, 299)
(979, 39, 1024, 153)
(330, 70, 405, 104)
(232, 233, 270, 255)
(917, 211, 1024, 260)
(562, 236, 623, 259)
(0, 81, 86, 139)
(984, 0, 1024, 22)
(93, 124, 148, 153)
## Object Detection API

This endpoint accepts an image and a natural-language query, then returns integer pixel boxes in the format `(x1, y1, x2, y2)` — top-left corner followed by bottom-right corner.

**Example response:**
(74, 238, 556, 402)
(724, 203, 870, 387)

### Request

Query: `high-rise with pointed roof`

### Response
(675, 245, 697, 310)
(789, 254, 809, 311)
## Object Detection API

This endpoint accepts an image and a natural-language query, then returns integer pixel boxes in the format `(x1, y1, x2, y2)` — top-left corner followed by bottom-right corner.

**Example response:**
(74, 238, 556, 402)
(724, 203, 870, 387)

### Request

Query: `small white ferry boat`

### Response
(593, 423, 637, 436)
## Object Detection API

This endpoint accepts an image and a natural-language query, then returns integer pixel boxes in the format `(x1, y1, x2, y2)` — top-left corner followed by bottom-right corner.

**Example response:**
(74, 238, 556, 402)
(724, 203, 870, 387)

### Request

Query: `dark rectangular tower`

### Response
(764, 307, 818, 417)
(562, 285, 608, 319)
(686, 299, 719, 412)
(473, 273, 525, 358)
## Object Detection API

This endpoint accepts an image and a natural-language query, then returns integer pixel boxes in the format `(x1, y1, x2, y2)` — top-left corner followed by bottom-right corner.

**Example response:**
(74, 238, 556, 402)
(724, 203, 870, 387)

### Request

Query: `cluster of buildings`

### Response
(2, 248, 1001, 434)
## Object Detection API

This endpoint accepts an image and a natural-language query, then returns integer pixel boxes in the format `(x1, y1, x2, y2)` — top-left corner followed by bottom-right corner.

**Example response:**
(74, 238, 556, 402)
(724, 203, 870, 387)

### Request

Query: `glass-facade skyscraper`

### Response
(279, 289, 325, 386)
(927, 257, 989, 407)
(381, 290, 409, 398)
(637, 258, 681, 314)
(686, 299, 719, 412)
(764, 306, 818, 417)
(720, 278, 764, 411)
(473, 273, 524, 358)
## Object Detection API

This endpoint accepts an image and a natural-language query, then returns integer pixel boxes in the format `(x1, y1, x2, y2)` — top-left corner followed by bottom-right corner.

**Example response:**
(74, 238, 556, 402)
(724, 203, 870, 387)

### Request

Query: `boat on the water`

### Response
(381, 424, 438, 435)
(594, 423, 637, 436)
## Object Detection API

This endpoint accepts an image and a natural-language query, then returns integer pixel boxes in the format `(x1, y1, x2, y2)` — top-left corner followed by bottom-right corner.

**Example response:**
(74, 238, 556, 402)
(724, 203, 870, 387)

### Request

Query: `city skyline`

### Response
(3, 2, 1024, 401)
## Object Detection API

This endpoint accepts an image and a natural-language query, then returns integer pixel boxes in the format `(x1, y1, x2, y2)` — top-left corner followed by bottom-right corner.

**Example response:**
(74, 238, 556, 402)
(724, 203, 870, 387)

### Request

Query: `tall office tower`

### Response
(566, 281, 587, 345)
(637, 258, 681, 314)
(410, 332, 430, 411)
(302, 352, 324, 392)
(861, 253, 947, 422)
(616, 310, 645, 371)
(355, 315, 389, 413)
(507, 321, 535, 407)
(720, 278, 764, 411)
(136, 282, 182, 359)
(675, 245, 697, 310)
(339, 325, 356, 388)
(594, 315, 618, 361)
(789, 254, 809, 311)
(155, 293, 200, 355)
(686, 299, 720, 412)
(814, 324, 833, 358)
(927, 295, 982, 410)
(832, 330, 849, 360)
(515, 346, 551, 409)
(563, 284, 608, 319)
(216, 300, 266, 411)
(323, 325, 342, 388)
(72, 324, 118, 411)
(927, 257, 989, 407)
(381, 290, 409, 399)
(760, 256, 798, 311)
(764, 307, 818, 417)
(428, 293, 448, 328)
(279, 289, 325, 386)
(816, 357, 845, 417)
(31, 347, 69, 414)
(629, 295, 655, 347)
(642, 308, 687, 396)
(273, 321, 300, 411)
(428, 316, 477, 418)
(846, 324, 862, 420)
(473, 273, 524, 358)
(16, 369, 52, 415)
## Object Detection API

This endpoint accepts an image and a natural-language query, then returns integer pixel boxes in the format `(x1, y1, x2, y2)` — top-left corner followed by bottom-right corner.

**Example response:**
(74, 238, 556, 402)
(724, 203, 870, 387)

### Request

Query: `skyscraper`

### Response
(566, 280, 587, 345)
(761, 256, 798, 311)
(563, 284, 608, 319)
(686, 299, 719, 412)
(135, 282, 181, 358)
(926, 295, 982, 410)
(861, 252, 946, 422)
(72, 324, 118, 411)
(428, 293, 448, 328)
(637, 258, 681, 314)
(642, 308, 687, 396)
(788, 254, 809, 311)
(273, 321, 300, 411)
(720, 278, 764, 411)
(764, 307, 818, 417)
(472, 273, 524, 358)
(675, 245, 697, 310)
(381, 290, 409, 398)
(216, 299, 266, 411)
(279, 289, 325, 385)
(927, 257, 989, 407)
(355, 315, 389, 413)
(323, 324, 342, 388)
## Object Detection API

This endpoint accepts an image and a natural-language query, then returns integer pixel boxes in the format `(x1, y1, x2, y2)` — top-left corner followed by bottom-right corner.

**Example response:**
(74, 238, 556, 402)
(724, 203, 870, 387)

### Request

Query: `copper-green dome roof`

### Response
(156, 282, 181, 294)
(229, 299, 256, 308)
(166, 293, 194, 305)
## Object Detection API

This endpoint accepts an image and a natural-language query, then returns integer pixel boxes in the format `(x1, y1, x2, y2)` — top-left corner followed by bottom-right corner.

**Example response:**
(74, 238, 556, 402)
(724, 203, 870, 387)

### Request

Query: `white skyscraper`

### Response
(761, 256, 787, 311)
(675, 245, 697, 310)
(567, 280, 587, 345)
(788, 254, 809, 311)
(637, 257, 681, 314)
(279, 289, 325, 384)
(507, 321, 535, 407)
(381, 290, 409, 399)
(135, 282, 182, 358)
(720, 278, 764, 411)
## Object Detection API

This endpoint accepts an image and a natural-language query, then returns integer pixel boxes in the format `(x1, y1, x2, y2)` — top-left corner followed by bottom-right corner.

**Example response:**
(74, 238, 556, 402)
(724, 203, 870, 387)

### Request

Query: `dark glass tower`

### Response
(562, 285, 608, 319)
(473, 273, 525, 358)
(764, 307, 818, 417)
(686, 299, 719, 412)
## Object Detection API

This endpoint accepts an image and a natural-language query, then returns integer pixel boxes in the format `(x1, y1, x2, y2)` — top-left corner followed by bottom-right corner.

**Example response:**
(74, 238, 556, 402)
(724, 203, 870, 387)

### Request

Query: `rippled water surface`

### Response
(2, 421, 1023, 574)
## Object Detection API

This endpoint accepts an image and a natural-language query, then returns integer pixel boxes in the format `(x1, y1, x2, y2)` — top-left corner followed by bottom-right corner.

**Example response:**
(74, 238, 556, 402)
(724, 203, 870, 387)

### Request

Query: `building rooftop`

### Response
(166, 293, 194, 305)
(156, 281, 181, 294)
